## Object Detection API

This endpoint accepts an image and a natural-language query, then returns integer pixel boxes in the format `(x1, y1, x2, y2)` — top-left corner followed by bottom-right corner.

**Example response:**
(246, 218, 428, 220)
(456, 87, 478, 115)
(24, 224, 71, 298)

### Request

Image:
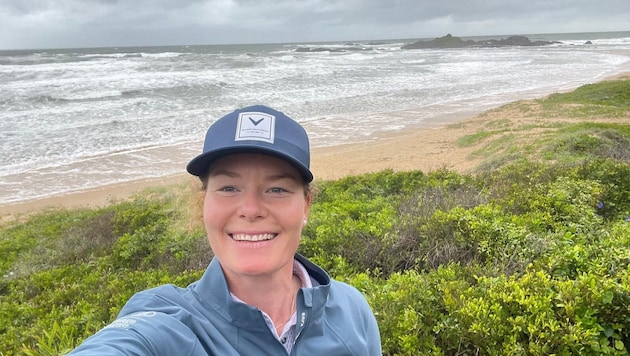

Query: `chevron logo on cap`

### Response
(234, 112, 275, 143)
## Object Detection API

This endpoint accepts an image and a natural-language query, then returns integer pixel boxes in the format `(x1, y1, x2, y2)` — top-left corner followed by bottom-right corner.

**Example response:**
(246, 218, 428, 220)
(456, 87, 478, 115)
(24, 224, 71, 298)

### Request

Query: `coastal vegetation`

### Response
(1, 77, 629, 355)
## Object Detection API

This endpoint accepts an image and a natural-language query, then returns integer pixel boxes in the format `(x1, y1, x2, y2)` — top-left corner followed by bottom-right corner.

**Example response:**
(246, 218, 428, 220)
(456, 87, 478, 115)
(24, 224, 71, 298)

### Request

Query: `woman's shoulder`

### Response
(327, 279, 371, 308)
(120, 282, 197, 315)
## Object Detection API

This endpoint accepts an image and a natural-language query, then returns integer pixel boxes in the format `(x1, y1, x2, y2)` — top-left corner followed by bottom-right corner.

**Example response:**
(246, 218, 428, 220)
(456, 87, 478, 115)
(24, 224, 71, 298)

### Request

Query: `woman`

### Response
(69, 105, 382, 355)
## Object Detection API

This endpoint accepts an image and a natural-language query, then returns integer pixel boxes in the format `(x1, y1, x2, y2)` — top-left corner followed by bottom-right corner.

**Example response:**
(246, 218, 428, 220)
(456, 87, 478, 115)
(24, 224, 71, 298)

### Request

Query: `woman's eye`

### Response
(219, 186, 237, 192)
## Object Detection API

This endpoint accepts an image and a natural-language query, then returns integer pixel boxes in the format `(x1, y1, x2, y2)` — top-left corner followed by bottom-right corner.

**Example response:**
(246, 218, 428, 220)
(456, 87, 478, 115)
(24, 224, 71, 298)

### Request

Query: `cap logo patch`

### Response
(235, 112, 275, 143)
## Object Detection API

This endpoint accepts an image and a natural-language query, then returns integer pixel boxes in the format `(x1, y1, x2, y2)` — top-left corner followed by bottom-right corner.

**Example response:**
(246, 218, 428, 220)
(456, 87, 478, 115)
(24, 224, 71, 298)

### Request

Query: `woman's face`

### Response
(203, 153, 311, 279)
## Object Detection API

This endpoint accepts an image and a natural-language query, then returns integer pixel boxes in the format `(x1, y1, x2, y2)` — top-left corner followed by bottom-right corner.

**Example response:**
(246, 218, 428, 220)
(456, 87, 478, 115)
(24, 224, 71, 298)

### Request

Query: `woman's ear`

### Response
(303, 193, 311, 224)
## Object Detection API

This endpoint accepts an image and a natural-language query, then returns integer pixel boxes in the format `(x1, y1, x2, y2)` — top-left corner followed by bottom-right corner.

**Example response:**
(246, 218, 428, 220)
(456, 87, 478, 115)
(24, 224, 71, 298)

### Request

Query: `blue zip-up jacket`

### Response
(68, 254, 382, 355)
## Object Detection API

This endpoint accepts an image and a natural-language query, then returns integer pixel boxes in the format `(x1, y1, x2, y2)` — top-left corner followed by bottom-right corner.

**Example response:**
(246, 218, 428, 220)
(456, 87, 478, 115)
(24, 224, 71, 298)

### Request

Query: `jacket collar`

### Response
(193, 254, 331, 332)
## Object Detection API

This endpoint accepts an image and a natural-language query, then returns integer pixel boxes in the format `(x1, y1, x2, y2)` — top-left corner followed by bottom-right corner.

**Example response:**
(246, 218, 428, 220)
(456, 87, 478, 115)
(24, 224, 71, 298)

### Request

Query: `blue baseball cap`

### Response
(186, 105, 313, 182)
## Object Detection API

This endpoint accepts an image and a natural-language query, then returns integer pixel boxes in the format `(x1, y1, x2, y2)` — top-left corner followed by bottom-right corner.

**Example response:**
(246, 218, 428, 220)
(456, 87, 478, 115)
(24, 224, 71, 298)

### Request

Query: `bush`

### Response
(2, 156, 630, 355)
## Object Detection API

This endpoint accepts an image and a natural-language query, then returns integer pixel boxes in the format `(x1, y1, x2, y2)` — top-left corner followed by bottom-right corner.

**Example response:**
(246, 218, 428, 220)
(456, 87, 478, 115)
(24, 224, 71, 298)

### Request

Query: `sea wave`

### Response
(1, 32, 630, 204)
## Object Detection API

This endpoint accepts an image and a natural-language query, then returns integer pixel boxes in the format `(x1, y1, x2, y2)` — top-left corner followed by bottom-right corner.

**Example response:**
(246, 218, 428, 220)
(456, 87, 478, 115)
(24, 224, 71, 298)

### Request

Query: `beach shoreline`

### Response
(2, 71, 629, 220)
(0, 110, 482, 219)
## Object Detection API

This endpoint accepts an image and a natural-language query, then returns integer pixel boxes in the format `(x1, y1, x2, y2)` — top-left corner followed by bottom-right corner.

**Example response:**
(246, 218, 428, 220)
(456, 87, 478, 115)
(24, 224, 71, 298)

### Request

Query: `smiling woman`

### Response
(203, 154, 309, 281)
(68, 105, 383, 355)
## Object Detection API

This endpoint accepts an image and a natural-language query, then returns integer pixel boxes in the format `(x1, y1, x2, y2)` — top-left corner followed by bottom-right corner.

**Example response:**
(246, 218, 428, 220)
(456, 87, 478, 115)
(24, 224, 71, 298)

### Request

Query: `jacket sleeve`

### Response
(351, 288, 382, 355)
(66, 311, 206, 355)
(326, 281, 383, 355)
(363, 302, 382, 355)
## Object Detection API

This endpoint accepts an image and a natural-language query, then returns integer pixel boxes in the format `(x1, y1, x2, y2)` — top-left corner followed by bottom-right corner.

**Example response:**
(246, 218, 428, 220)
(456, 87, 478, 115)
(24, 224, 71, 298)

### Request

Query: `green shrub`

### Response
(443, 270, 630, 355)
(545, 124, 630, 162)
(1, 153, 629, 354)
(577, 159, 630, 221)
(390, 182, 487, 272)
(300, 192, 397, 272)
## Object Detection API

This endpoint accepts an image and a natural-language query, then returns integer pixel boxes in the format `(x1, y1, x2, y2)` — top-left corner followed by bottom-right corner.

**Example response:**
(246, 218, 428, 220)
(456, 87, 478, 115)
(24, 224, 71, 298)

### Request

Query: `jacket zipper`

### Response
(289, 310, 308, 355)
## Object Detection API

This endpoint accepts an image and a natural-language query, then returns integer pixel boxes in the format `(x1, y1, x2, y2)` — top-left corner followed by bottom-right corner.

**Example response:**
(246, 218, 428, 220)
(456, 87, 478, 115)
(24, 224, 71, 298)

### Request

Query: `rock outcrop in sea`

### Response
(401, 34, 562, 49)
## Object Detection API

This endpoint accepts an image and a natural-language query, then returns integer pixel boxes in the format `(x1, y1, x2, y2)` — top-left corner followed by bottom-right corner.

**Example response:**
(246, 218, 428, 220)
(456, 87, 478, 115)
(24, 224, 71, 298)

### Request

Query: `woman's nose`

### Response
(238, 190, 265, 220)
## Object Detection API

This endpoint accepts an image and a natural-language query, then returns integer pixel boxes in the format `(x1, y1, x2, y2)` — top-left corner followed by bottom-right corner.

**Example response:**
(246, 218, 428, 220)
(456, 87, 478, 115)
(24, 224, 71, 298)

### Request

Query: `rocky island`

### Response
(401, 34, 562, 49)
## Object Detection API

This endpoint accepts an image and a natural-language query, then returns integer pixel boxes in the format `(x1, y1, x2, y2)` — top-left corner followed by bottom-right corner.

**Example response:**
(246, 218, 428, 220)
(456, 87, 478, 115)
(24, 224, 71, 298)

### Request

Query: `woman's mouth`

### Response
(230, 233, 277, 242)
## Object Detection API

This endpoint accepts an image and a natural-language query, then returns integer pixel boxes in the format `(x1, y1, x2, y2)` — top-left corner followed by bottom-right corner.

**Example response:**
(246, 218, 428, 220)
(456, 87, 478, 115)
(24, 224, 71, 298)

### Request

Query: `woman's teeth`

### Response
(231, 233, 276, 241)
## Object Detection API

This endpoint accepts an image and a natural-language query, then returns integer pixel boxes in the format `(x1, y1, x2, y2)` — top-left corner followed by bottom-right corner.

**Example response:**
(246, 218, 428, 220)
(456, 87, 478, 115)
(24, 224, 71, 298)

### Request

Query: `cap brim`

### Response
(186, 146, 314, 183)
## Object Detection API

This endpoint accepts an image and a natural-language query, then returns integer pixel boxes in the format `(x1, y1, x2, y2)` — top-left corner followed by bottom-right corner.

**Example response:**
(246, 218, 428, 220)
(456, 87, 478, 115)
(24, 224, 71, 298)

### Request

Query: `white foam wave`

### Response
(2, 33, 630, 204)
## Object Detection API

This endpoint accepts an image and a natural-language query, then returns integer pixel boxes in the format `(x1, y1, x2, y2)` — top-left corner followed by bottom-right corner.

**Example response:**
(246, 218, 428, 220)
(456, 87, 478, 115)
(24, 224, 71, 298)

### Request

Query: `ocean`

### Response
(1, 31, 629, 205)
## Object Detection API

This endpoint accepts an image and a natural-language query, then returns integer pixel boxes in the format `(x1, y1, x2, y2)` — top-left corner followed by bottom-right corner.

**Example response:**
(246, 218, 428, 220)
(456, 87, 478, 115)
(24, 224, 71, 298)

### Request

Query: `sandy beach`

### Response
(2, 72, 628, 220)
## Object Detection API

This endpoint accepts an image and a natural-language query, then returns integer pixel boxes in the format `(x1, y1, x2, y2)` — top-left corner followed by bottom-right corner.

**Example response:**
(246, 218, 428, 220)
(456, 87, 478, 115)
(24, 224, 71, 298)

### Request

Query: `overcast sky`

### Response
(1, 0, 628, 50)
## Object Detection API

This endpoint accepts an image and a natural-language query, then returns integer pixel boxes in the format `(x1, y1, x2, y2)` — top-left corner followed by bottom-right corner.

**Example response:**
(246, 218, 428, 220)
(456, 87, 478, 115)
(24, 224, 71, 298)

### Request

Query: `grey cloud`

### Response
(0, 0, 628, 49)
